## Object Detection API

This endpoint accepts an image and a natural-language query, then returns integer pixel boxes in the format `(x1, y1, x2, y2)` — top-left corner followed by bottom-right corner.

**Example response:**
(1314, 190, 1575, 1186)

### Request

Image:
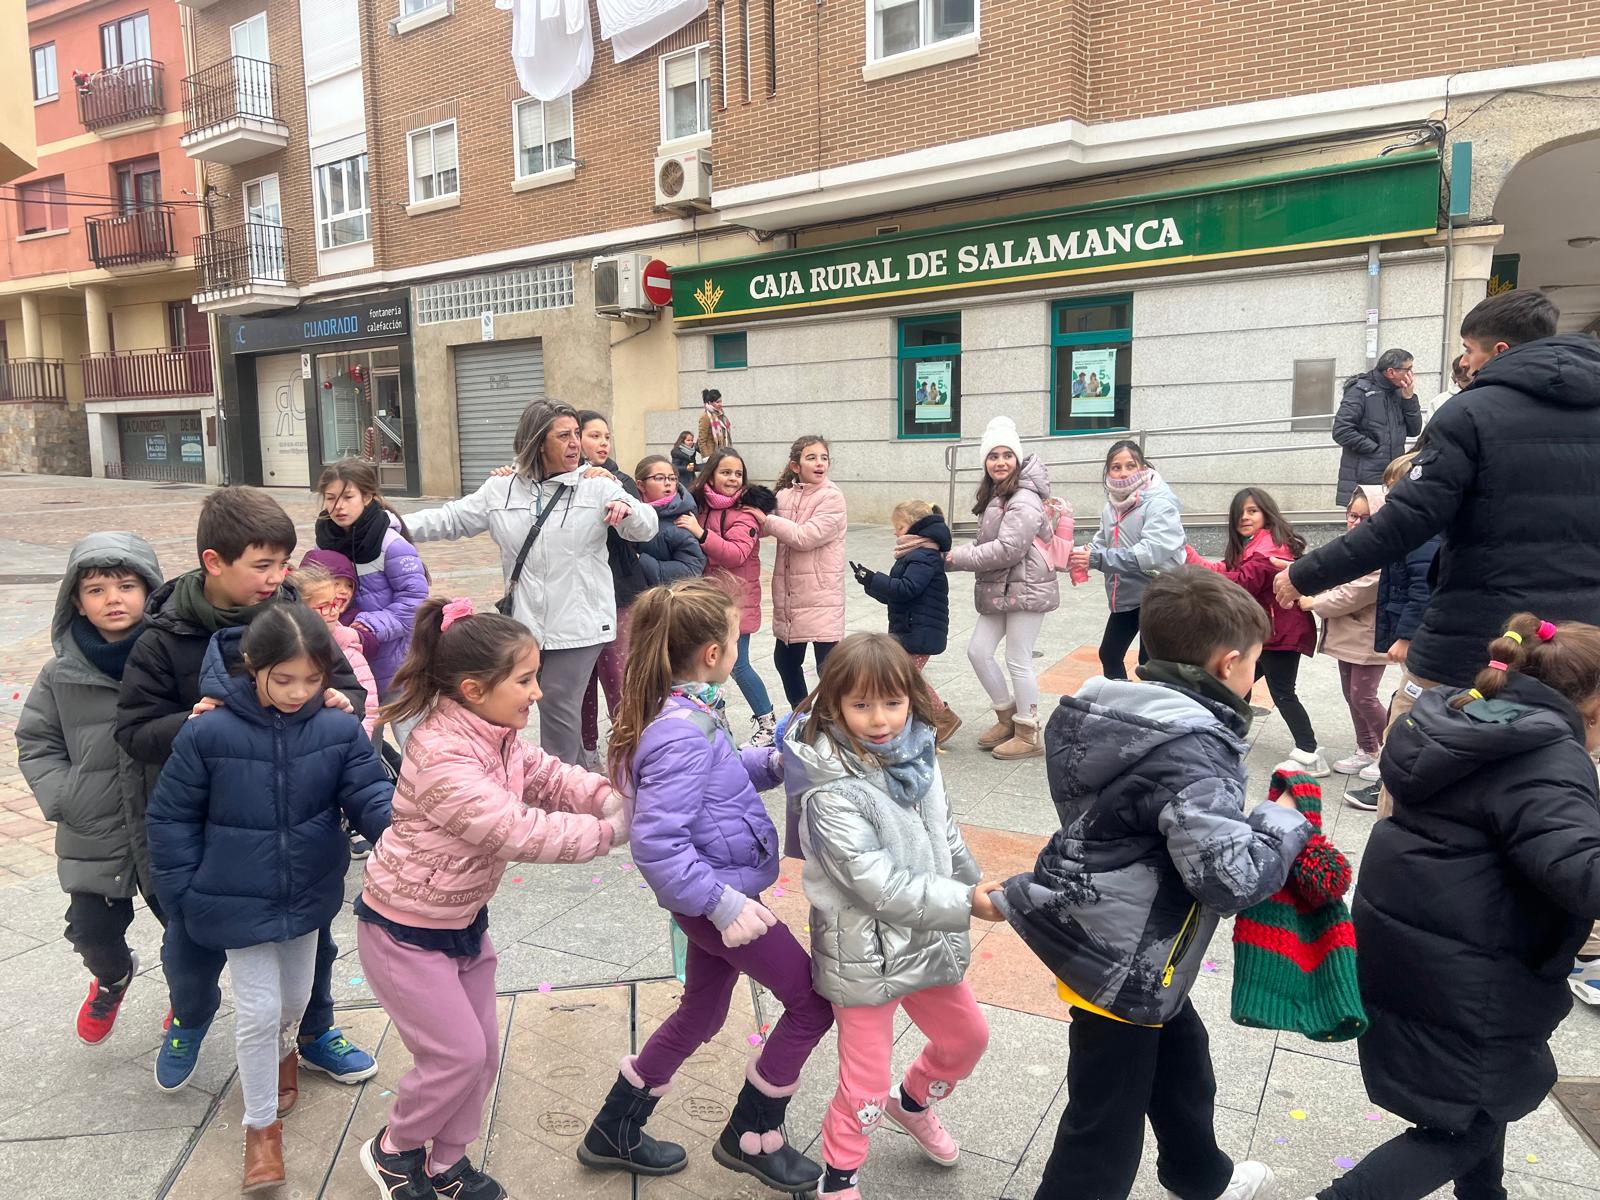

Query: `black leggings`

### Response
(1318, 1112, 1506, 1200)
(774, 639, 836, 706)
(1256, 649, 1317, 753)
(1099, 608, 1147, 679)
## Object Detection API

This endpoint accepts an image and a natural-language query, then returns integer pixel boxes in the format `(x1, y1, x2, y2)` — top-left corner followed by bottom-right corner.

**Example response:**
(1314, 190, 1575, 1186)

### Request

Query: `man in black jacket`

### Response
(1276, 290, 1600, 692)
(1332, 347, 1421, 504)
(116, 486, 375, 1094)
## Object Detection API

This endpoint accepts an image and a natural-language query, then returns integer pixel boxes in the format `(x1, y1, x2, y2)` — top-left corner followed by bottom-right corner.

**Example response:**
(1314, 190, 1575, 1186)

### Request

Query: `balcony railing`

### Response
(86, 205, 177, 270)
(83, 347, 213, 401)
(76, 60, 165, 131)
(196, 221, 291, 292)
(0, 359, 68, 404)
(183, 57, 282, 137)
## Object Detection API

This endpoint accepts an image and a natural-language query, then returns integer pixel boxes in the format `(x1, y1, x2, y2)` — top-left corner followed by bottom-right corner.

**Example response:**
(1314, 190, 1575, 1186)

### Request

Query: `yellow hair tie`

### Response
(1468, 688, 1484, 700)
(1504, 630, 1523, 645)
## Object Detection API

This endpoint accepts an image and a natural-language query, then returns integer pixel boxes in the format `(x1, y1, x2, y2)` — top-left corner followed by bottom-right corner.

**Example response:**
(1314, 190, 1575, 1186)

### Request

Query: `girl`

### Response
(851, 499, 961, 745)
(947, 416, 1059, 760)
(146, 605, 392, 1192)
(1299, 485, 1388, 781)
(784, 634, 1002, 1200)
(671, 429, 700, 489)
(1071, 441, 1186, 679)
(314, 459, 429, 700)
(1187, 488, 1327, 775)
(292, 556, 377, 739)
(1326, 614, 1600, 1200)
(357, 597, 625, 1200)
(697, 388, 732, 458)
(679, 447, 778, 746)
(580, 579, 831, 1193)
(763, 435, 848, 706)
(629, 456, 707, 586)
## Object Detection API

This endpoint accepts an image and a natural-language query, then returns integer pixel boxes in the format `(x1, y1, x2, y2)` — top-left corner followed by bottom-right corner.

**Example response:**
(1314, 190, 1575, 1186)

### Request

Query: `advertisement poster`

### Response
(145, 435, 169, 462)
(914, 360, 953, 423)
(1069, 348, 1117, 416)
(180, 433, 204, 464)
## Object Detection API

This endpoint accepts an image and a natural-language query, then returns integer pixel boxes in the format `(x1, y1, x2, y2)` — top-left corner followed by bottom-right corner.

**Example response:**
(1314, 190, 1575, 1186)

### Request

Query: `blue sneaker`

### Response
(154, 1015, 211, 1092)
(298, 1028, 378, 1082)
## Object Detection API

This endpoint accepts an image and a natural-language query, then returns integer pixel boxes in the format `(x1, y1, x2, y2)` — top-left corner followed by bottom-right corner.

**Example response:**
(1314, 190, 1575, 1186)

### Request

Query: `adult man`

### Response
(1332, 348, 1422, 504)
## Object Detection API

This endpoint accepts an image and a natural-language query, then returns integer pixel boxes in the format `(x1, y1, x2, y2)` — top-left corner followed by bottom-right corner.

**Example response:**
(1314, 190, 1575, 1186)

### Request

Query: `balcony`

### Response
(75, 61, 165, 136)
(194, 222, 301, 314)
(83, 347, 214, 403)
(86, 205, 177, 274)
(181, 58, 289, 164)
(0, 359, 68, 404)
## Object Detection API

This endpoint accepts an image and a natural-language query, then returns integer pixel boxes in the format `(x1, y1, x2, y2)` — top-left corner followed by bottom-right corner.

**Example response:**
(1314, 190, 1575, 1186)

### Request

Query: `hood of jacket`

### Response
(1355, 482, 1387, 517)
(906, 511, 952, 552)
(1465, 334, 1600, 410)
(53, 532, 164, 654)
(782, 712, 854, 794)
(1016, 453, 1051, 502)
(199, 627, 325, 728)
(1062, 673, 1250, 797)
(655, 482, 698, 522)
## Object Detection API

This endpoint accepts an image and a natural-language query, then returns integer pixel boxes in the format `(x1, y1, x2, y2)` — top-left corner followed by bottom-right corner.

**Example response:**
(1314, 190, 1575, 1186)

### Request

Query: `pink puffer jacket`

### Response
(328, 622, 378, 739)
(700, 490, 763, 635)
(949, 454, 1060, 616)
(361, 697, 614, 929)
(767, 479, 847, 643)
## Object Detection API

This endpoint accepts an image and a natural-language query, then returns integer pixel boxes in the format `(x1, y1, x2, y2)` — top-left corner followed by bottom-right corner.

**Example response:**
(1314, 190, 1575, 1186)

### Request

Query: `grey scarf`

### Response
(836, 717, 937, 807)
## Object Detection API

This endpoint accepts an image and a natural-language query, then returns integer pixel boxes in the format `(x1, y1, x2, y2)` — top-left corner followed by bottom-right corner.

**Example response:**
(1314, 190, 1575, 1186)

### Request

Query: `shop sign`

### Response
(227, 296, 410, 355)
(1488, 253, 1520, 296)
(673, 152, 1441, 322)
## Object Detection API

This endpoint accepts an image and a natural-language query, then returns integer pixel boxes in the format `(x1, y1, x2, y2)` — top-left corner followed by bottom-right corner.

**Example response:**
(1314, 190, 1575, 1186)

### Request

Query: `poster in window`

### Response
(914, 360, 953, 423)
(1070, 348, 1117, 417)
(180, 433, 203, 464)
(146, 435, 169, 462)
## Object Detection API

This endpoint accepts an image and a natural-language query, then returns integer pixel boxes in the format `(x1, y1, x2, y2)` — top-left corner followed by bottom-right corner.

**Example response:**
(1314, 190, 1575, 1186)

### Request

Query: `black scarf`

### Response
(1136, 658, 1254, 735)
(316, 499, 389, 565)
(70, 615, 143, 681)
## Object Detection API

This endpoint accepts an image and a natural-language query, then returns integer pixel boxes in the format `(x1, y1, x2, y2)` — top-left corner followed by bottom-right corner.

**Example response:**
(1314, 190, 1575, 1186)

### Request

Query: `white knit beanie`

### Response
(979, 415, 1024, 463)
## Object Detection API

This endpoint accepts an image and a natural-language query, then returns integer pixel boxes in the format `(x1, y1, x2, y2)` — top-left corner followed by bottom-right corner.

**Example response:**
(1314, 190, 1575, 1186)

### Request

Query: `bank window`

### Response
(513, 96, 573, 179)
(871, 0, 975, 61)
(712, 332, 747, 370)
(660, 45, 710, 143)
(897, 313, 961, 439)
(315, 154, 370, 248)
(18, 176, 67, 234)
(32, 44, 57, 102)
(101, 12, 152, 69)
(408, 121, 459, 203)
(1050, 294, 1132, 435)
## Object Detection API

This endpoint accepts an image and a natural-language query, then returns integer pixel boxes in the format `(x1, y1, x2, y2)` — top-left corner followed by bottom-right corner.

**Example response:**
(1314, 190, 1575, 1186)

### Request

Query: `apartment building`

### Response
(2, 0, 220, 482)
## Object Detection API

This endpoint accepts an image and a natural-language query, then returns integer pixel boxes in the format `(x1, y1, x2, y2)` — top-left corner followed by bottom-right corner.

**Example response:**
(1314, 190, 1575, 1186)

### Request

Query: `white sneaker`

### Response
(1358, 760, 1382, 782)
(1571, 958, 1600, 1006)
(1287, 748, 1331, 778)
(1332, 751, 1376, 775)
(1168, 1162, 1275, 1200)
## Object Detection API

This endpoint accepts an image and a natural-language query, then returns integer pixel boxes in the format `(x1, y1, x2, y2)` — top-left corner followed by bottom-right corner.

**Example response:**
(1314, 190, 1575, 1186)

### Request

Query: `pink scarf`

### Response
(702, 486, 739, 511)
(1105, 467, 1155, 518)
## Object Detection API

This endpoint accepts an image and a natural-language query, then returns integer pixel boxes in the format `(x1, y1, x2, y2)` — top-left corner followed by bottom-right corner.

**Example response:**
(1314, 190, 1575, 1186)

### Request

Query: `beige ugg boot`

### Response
(932, 706, 963, 747)
(993, 714, 1044, 760)
(976, 705, 1016, 751)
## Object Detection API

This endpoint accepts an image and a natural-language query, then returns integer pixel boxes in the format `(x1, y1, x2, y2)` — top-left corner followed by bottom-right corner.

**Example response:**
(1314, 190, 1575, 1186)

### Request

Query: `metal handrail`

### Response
(195, 221, 292, 291)
(86, 205, 177, 269)
(182, 56, 281, 136)
(77, 59, 164, 131)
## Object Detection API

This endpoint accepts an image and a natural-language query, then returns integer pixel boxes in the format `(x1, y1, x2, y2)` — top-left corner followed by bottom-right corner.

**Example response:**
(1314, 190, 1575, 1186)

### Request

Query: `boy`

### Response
(995, 567, 1311, 1200)
(19, 533, 165, 1045)
(116, 486, 375, 1093)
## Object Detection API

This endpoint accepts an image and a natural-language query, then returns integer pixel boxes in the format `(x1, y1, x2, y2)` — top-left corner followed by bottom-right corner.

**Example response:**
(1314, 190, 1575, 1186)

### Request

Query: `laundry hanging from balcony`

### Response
(506, 0, 708, 98)
(598, 0, 707, 62)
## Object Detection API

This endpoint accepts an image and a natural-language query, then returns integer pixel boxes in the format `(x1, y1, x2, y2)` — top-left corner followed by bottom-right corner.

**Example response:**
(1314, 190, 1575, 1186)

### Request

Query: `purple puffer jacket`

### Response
(347, 518, 429, 696)
(627, 695, 784, 927)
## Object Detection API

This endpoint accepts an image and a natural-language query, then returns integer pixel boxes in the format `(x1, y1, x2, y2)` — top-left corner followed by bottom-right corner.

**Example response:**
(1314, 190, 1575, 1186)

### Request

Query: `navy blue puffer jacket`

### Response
(862, 512, 951, 656)
(146, 628, 393, 950)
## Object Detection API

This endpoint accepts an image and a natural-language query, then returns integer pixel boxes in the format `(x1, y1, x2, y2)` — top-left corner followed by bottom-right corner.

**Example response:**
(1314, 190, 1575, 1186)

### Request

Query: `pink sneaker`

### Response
(885, 1094, 959, 1166)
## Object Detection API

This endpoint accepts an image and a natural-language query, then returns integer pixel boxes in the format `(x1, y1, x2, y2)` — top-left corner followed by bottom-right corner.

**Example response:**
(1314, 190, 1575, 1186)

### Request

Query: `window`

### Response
(31, 44, 57, 102)
(897, 313, 960, 438)
(315, 154, 370, 248)
(167, 300, 209, 349)
(407, 121, 458, 203)
(101, 12, 152, 69)
(712, 332, 747, 370)
(660, 45, 711, 143)
(1050, 295, 1132, 435)
(414, 264, 575, 324)
(871, 0, 975, 60)
(1291, 359, 1337, 432)
(113, 157, 161, 212)
(17, 177, 67, 234)
(400, 0, 441, 12)
(513, 97, 573, 179)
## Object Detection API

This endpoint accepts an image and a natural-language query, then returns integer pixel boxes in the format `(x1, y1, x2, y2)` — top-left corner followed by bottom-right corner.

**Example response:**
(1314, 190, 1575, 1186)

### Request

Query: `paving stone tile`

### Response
(0, 1127, 193, 1200)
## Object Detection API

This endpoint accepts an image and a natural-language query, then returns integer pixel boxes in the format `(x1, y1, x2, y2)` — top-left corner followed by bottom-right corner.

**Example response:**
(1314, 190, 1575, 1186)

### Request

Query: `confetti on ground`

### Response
(779, 876, 789, 883)
(1272, 1136, 1289, 1146)
(1334, 1156, 1357, 1170)
(9, 693, 16, 700)
(620, 863, 634, 871)
(1526, 1154, 1539, 1164)
(773, 887, 786, 897)
(639, 882, 648, 888)
(1363, 1112, 1383, 1122)
(510, 876, 523, 883)
(537, 982, 552, 993)
(1201, 959, 1218, 973)
(760, 1024, 770, 1035)
(803, 925, 810, 933)
(1290, 1109, 1308, 1121)
(380, 1089, 392, 1097)
(348, 976, 363, 986)
(981, 952, 993, 960)
(746, 1033, 764, 1046)
(591, 876, 602, 883)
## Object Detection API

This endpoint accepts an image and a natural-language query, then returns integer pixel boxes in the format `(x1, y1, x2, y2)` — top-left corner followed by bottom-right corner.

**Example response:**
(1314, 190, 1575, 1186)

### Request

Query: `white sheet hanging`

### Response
(512, 0, 593, 100)
(596, 0, 707, 62)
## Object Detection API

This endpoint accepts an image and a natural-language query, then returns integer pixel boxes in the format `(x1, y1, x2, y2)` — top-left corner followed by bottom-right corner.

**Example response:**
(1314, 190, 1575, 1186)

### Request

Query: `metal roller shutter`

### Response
(453, 339, 544, 494)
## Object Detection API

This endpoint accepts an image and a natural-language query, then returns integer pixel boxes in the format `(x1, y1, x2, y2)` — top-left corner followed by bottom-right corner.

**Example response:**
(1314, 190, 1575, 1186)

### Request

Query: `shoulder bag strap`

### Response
(506, 482, 569, 594)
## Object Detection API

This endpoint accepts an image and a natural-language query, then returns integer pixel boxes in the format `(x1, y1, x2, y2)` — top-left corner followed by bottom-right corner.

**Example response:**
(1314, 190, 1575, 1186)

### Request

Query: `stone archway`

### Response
(1490, 130, 1600, 332)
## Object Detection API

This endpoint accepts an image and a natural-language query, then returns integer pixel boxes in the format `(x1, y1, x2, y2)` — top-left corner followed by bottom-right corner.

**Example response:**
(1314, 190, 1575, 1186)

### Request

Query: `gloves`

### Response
(353, 622, 380, 662)
(850, 560, 873, 586)
(720, 897, 777, 948)
(599, 788, 628, 849)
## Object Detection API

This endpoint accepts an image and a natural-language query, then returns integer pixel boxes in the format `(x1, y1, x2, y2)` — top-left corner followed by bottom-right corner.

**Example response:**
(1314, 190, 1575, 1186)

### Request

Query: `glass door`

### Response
(370, 369, 407, 491)
(229, 15, 270, 117)
(243, 175, 284, 279)
(315, 348, 407, 490)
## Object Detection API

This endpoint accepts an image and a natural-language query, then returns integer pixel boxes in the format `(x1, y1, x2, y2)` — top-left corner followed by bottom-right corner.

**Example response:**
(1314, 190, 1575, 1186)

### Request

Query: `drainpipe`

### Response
(1365, 244, 1380, 366)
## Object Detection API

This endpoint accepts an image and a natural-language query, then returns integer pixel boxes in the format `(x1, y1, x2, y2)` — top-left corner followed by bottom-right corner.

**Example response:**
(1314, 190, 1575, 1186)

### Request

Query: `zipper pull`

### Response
(1162, 964, 1176, 987)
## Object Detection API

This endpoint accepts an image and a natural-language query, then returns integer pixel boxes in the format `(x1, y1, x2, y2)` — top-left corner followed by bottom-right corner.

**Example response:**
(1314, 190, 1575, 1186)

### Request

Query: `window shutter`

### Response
(434, 125, 458, 174)
(20, 184, 47, 233)
(516, 100, 542, 153)
(411, 129, 434, 179)
(664, 50, 699, 89)
(545, 97, 571, 145)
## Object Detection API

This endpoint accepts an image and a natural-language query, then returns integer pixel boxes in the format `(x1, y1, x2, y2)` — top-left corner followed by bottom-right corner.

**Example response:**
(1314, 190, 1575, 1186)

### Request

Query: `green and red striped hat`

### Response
(1231, 768, 1367, 1042)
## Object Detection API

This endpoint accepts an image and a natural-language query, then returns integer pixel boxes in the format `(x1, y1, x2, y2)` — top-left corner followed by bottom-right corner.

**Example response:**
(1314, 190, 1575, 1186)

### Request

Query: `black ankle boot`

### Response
(576, 1071, 688, 1176)
(712, 1081, 823, 1193)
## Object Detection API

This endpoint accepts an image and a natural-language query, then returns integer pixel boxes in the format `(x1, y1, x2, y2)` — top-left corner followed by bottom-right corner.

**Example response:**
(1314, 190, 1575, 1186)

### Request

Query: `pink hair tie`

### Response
(440, 597, 475, 631)
(1537, 620, 1558, 642)
(1487, 660, 1509, 672)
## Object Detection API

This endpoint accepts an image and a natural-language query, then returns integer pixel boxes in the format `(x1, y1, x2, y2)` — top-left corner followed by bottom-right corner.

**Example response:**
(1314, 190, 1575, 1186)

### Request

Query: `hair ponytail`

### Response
(1456, 612, 1600, 711)
(776, 434, 828, 491)
(379, 598, 536, 726)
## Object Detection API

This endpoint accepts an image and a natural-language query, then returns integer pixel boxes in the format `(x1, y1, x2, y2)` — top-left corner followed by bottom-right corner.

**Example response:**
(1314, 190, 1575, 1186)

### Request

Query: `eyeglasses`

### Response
(308, 599, 344, 616)
(641, 474, 677, 485)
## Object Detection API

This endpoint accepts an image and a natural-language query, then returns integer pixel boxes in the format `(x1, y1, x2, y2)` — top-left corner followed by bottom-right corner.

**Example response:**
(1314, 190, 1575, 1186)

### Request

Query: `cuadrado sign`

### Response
(672, 152, 1441, 322)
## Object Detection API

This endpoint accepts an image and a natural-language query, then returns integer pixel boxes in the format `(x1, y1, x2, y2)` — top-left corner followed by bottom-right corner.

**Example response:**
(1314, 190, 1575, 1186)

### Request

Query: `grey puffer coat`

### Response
(1088, 472, 1187, 613)
(18, 533, 165, 898)
(783, 715, 981, 1008)
(948, 454, 1059, 616)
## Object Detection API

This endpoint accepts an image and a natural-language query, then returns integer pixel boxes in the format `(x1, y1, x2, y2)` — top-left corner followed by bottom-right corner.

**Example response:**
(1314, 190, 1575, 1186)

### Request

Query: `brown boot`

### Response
(933, 706, 963, 747)
(976, 704, 1016, 751)
(993, 714, 1044, 760)
(243, 1121, 285, 1192)
(276, 1050, 299, 1118)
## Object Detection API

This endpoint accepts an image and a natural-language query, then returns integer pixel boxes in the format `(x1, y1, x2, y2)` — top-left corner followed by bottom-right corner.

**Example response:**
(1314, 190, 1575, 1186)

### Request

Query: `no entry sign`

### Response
(642, 259, 673, 307)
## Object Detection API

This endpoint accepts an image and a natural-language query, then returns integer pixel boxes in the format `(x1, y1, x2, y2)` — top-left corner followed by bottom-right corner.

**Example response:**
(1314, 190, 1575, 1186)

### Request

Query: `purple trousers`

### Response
(633, 908, 833, 1091)
(1339, 661, 1388, 754)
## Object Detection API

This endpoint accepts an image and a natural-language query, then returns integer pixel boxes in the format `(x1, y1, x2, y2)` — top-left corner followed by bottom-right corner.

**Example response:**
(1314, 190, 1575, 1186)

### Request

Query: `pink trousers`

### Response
(823, 981, 989, 1171)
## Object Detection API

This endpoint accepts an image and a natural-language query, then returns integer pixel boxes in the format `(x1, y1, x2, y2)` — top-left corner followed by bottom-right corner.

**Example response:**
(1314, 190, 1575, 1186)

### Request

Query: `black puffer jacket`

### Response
(634, 483, 707, 585)
(597, 459, 652, 609)
(1361, 676, 1600, 1130)
(1333, 369, 1421, 504)
(1372, 534, 1439, 653)
(1293, 335, 1600, 686)
(862, 512, 951, 656)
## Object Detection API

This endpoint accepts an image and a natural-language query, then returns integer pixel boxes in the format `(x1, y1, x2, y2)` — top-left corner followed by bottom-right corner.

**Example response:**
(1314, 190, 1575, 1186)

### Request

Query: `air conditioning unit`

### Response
(654, 148, 712, 211)
(593, 251, 653, 315)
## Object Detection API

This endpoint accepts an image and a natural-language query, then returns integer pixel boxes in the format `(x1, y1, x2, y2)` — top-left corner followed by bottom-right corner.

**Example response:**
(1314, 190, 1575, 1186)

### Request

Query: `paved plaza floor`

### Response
(0, 473, 1594, 1199)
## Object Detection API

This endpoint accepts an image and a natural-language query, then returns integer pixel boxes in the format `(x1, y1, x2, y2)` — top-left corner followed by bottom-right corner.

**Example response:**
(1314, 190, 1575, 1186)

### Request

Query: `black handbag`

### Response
(495, 482, 568, 617)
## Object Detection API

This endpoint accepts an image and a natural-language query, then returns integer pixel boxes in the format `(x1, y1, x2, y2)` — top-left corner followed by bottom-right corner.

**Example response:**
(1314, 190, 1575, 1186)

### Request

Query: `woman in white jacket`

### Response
(406, 400, 656, 764)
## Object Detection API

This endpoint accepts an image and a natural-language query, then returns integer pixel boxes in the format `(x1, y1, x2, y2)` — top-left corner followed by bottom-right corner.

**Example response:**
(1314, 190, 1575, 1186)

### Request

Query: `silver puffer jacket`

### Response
(783, 715, 981, 1008)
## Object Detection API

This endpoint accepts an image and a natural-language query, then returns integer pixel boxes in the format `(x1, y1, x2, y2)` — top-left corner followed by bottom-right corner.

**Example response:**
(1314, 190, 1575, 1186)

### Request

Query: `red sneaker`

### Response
(163, 1007, 173, 1032)
(76, 953, 138, 1046)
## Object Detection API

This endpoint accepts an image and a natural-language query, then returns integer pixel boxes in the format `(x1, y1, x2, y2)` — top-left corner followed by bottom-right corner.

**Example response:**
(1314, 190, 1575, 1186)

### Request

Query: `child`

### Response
(18, 533, 164, 1045)
(579, 578, 831, 1192)
(1299, 486, 1388, 781)
(679, 447, 779, 746)
(1187, 487, 1327, 775)
(630, 455, 707, 585)
(116, 487, 376, 1092)
(671, 429, 700, 489)
(850, 499, 961, 745)
(292, 556, 378, 740)
(1070, 440, 1186, 679)
(995, 567, 1310, 1200)
(947, 416, 1059, 760)
(358, 597, 624, 1200)
(1325, 613, 1600, 1199)
(146, 604, 392, 1191)
(763, 434, 848, 706)
(785, 633, 1000, 1200)
(315, 459, 429, 700)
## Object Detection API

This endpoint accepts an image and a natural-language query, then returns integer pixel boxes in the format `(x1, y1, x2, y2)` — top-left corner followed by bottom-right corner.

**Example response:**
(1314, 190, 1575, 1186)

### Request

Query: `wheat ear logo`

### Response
(694, 278, 724, 314)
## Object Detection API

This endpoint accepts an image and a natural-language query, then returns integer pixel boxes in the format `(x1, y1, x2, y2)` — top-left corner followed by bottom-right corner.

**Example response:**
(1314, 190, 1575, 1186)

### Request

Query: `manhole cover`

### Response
(0, 574, 61, 585)
(1552, 1079, 1600, 1149)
